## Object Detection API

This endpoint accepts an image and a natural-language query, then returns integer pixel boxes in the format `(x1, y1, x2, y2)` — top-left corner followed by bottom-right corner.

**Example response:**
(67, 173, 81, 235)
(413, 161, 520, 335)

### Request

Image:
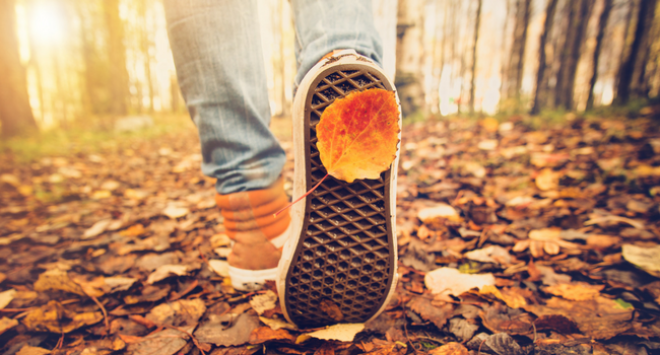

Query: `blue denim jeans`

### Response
(164, 0, 383, 194)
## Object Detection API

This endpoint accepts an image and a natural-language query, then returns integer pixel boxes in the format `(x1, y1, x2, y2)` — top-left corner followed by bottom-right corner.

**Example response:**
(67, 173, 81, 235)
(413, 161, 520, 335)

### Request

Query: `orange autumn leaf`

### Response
(316, 88, 400, 183)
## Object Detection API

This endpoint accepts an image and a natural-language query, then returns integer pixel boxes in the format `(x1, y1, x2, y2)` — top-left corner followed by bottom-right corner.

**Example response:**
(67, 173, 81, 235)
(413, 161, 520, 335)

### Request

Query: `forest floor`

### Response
(2, 113, 660, 355)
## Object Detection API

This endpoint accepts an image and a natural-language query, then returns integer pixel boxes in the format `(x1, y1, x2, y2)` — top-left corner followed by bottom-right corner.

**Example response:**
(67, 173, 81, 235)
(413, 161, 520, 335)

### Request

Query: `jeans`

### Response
(164, 0, 383, 194)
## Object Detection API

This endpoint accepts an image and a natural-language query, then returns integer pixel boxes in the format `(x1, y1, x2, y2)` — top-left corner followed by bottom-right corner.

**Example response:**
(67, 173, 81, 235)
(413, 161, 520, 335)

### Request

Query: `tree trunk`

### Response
(586, 0, 613, 110)
(615, 0, 658, 104)
(469, 0, 482, 114)
(395, 0, 425, 117)
(140, 0, 155, 113)
(530, 0, 558, 115)
(0, 0, 38, 138)
(502, 0, 532, 105)
(556, 0, 594, 110)
(103, 0, 130, 116)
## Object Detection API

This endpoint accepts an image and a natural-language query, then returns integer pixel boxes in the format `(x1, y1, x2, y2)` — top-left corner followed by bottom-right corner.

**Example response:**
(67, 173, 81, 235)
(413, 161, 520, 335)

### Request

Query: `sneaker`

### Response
(277, 50, 401, 327)
(215, 177, 292, 291)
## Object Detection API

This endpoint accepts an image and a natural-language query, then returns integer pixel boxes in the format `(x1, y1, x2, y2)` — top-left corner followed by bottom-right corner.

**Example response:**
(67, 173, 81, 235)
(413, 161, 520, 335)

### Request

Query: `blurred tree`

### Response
(501, 0, 532, 107)
(586, 0, 614, 110)
(615, 0, 658, 104)
(555, 0, 595, 110)
(0, 0, 38, 138)
(103, 0, 130, 115)
(531, 0, 558, 115)
(469, 0, 482, 114)
(395, 0, 425, 116)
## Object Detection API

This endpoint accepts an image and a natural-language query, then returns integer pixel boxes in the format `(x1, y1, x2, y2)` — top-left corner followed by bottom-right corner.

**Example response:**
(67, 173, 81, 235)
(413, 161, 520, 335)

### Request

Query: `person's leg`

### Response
(164, 0, 290, 291)
(277, 0, 400, 328)
(164, 0, 285, 194)
(290, 0, 384, 87)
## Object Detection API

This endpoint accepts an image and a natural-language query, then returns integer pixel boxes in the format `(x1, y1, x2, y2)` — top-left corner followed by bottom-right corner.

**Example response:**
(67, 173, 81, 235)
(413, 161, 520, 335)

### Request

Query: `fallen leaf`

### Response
(259, 316, 298, 331)
(208, 259, 229, 277)
(407, 296, 453, 330)
(464, 245, 512, 265)
(249, 290, 278, 315)
(83, 219, 113, 239)
(477, 332, 524, 355)
(126, 328, 188, 355)
(195, 312, 260, 347)
(0, 288, 16, 309)
(33, 268, 86, 296)
(162, 205, 189, 219)
(145, 299, 206, 332)
(22, 300, 103, 333)
(418, 203, 461, 222)
(535, 168, 558, 191)
(479, 303, 533, 335)
(400, 241, 435, 271)
(447, 318, 479, 342)
(424, 267, 495, 301)
(16, 346, 51, 355)
(124, 285, 171, 304)
(525, 296, 633, 339)
(146, 264, 197, 284)
(428, 342, 468, 355)
(533, 314, 580, 334)
(0, 317, 19, 335)
(622, 244, 660, 277)
(296, 323, 365, 343)
(316, 88, 399, 183)
(480, 285, 528, 308)
(543, 282, 604, 301)
(249, 326, 295, 344)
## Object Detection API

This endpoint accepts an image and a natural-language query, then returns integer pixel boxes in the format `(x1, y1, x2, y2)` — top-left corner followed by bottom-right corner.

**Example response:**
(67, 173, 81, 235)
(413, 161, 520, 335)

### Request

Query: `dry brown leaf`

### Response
(259, 316, 297, 331)
(33, 268, 86, 296)
(0, 288, 16, 310)
(622, 244, 660, 277)
(543, 283, 604, 301)
(535, 168, 558, 191)
(249, 290, 278, 315)
(249, 326, 295, 344)
(428, 342, 469, 355)
(296, 323, 365, 343)
(479, 303, 533, 335)
(195, 312, 260, 347)
(126, 328, 188, 355)
(22, 300, 103, 333)
(407, 296, 453, 330)
(16, 346, 51, 355)
(480, 285, 528, 309)
(524, 296, 633, 339)
(146, 264, 198, 284)
(124, 285, 170, 304)
(145, 299, 206, 332)
(0, 317, 19, 335)
(425, 267, 495, 301)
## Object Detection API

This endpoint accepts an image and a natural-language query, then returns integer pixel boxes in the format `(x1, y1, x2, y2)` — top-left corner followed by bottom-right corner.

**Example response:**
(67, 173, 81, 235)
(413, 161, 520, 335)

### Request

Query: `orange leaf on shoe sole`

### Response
(317, 89, 400, 183)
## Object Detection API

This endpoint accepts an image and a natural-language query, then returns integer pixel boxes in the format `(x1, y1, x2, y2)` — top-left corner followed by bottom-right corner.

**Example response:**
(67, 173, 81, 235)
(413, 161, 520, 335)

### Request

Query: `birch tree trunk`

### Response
(586, 0, 613, 110)
(0, 0, 38, 138)
(502, 0, 532, 106)
(531, 0, 558, 114)
(469, 0, 482, 114)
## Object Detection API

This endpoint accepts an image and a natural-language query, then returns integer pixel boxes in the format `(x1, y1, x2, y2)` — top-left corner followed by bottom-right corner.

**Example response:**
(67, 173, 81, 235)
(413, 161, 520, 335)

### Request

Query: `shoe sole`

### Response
(277, 51, 400, 328)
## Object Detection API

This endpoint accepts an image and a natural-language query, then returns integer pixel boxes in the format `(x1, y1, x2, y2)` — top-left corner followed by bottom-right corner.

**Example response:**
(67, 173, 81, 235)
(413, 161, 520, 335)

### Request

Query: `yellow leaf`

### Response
(316, 89, 400, 183)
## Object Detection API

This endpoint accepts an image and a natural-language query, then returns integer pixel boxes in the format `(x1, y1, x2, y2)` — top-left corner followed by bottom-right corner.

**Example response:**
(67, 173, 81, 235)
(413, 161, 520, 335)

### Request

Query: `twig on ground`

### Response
(90, 296, 109, 335)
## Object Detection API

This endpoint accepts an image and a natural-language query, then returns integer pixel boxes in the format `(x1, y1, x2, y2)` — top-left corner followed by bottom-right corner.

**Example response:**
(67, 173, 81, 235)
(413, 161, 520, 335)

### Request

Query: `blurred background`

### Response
(1, 0, 659, 139)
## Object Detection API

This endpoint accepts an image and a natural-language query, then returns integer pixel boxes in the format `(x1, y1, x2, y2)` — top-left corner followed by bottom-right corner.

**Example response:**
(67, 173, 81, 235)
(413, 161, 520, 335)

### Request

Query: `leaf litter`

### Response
(2, 115, 660, 353)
